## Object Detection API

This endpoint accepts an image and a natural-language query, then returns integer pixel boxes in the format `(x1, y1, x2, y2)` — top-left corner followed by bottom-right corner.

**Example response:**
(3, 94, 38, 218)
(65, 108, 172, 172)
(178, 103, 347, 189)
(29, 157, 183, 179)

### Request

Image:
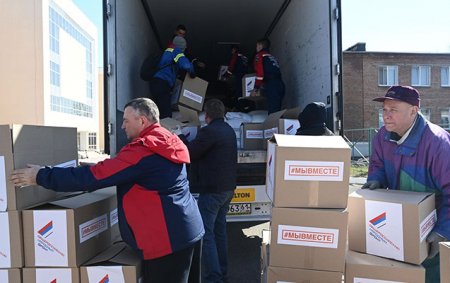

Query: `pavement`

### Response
(227, 178, 366, 282)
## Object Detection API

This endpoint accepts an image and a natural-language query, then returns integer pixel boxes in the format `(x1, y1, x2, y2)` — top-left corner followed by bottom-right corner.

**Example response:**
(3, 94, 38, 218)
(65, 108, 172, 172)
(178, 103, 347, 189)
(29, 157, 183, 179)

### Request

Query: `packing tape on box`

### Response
(303, 247, 315, 269)
(307, 182, 320, 207)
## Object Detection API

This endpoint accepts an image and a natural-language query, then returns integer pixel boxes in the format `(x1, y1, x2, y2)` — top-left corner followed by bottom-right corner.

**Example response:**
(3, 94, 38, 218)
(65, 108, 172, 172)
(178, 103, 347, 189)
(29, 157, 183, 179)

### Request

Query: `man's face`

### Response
(122, 106, 145, 140)
(176, 29, 186, 37)
(382, 99, 418, 136)
(256, 43, 263, 52)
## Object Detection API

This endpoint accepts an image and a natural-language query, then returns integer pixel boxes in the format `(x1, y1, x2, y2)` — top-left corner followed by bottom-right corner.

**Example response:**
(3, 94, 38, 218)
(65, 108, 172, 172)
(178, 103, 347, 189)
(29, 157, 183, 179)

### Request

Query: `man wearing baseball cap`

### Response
(363, 85, 450, 282)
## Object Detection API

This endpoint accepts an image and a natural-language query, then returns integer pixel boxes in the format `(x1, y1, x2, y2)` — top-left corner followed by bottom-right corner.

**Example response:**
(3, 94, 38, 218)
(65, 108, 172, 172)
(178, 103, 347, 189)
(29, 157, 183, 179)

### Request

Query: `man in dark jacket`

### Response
(151, 36, 196, 119)
(186, 99, 237, 283)
(224, 45, 248, 106)
(296, 102, 334, 136)
(251, 38, 285, 114)
(11, 98, 204, 283)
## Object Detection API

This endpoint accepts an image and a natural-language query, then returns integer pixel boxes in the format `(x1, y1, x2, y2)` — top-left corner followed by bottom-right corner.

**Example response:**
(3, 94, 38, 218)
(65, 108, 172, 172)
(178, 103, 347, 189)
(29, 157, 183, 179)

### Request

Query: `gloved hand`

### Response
(189, 71, 196, 79)
(361, 180, 383, 190)
(426, 232, 446, 259)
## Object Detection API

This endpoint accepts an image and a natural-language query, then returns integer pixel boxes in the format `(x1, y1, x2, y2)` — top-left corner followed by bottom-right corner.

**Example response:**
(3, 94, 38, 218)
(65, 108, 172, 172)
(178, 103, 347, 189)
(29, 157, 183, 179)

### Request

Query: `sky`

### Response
(342, 0, 450, 53)
(72, 0, 103, 67)
(72, 0, 450, 68)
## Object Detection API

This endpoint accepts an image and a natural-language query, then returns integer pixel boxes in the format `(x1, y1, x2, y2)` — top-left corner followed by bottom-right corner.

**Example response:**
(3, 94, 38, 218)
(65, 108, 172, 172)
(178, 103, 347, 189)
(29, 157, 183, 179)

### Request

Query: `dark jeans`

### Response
(198, 190, 234, 283)
(143, 244, 195, 283)
(150, 77, 172, 119)
(423, 253, 440, 283)
(188, 239, 203, 283)
(262, 79, 285, 114)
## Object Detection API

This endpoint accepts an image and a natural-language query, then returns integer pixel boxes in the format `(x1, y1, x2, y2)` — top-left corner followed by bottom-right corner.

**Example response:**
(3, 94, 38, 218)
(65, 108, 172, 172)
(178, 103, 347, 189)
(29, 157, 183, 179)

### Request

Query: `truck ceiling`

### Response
(143, 0, 288, 64)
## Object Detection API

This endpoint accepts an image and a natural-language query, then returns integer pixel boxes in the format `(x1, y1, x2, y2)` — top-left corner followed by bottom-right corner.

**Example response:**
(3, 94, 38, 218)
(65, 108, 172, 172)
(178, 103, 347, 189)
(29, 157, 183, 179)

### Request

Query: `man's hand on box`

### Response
(361, 180, 384, 190)
(426, 232, 446, 259)
(10, 164, 42, 187)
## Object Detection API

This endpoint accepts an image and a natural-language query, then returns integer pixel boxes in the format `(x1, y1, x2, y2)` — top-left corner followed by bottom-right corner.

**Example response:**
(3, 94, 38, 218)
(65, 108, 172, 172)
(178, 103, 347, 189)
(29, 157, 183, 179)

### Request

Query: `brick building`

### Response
(343, 43, 450, 132)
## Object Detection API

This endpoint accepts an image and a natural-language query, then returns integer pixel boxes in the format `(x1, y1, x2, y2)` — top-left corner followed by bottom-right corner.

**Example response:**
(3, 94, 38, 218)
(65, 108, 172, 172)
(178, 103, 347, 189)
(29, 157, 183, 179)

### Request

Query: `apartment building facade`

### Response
(343, 43, 450, 132)
(0, 0, 99, 151)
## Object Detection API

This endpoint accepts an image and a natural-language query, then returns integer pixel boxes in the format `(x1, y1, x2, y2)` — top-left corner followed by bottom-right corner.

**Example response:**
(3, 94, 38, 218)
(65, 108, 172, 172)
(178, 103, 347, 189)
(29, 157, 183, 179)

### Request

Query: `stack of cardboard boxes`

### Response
(240, 108, 300, 150)
(0, 125, 78, 282)
(0, 125, 142, 282)
(162, 75, 208, 141)
(262, 134, 351, 282)
(346, 188, 435, 282)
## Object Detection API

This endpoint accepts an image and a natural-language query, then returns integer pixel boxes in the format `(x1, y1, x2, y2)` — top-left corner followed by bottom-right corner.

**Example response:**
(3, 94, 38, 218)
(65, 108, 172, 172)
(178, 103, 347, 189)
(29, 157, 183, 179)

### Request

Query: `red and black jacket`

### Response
(37, 124, 204, 260)
(253, 48, 282, 89)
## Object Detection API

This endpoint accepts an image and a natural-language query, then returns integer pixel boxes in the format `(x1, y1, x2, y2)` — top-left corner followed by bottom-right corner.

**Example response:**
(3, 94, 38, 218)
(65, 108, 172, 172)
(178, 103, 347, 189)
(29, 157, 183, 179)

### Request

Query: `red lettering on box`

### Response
(281, 229, 334, 244)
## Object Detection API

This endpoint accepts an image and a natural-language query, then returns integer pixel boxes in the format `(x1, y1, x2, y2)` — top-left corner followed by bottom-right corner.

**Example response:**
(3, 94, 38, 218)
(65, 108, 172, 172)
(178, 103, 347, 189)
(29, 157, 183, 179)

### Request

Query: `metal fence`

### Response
(343, 128, 378, 164)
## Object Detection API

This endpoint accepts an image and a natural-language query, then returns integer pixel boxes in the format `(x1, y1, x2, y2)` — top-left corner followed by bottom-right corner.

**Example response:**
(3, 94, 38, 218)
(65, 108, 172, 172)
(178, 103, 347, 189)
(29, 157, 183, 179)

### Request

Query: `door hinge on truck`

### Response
(106, 0, 112, 18)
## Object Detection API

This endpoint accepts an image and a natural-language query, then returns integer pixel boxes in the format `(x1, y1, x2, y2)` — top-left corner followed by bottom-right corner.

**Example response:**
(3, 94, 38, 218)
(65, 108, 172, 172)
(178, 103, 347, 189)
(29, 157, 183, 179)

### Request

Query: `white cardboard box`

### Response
(348, 189, 436, 264)
(0, 211, 23, 268)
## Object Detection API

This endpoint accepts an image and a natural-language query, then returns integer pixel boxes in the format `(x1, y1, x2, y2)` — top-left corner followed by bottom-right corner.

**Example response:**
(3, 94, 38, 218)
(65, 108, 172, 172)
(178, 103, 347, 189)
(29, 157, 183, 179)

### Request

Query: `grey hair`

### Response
(124, 98, 159, 123)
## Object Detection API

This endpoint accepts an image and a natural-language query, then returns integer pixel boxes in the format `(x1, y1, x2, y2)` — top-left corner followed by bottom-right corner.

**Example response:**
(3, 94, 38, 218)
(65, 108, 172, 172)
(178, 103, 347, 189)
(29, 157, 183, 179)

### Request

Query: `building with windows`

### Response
(0, 0, 99, 151)
(343, 43, 450, 131)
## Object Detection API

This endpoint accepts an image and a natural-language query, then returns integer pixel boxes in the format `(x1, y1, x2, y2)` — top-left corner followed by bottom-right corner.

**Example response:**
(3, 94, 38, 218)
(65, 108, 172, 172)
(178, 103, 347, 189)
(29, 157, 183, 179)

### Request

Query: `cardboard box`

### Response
(160, 105, 200, 142)
(277, 107, 301, 135)
(270, 207, 347, 272)
(178, 75, 208, 111)
(240, 123, 264, 150)
(262, 107, 300, 139)
(267, 266, 342, 283)
(345, 250, 425, 283)
(23, 188, 118, 267)
(348, 189, 436, 265)
(0, 269, 21, 283)
(80, 242, 142, 283)
(241, 73, 256, 97)
(440, 242, 450, 282)
(0, 124, 78, 211)
(266, 134, 350, 208)
(0, 211, 23, 268)
(23, 267, 79, 283)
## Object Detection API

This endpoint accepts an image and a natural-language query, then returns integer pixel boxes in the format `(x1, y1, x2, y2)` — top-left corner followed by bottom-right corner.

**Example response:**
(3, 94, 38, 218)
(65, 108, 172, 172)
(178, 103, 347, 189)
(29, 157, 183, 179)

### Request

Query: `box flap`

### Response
(350, 189, 433, 204)
(160, 118, 185, 131)
(262, 110, 286, 129)
(83, 242, 141, 267)
(83, 242, 127, 265)
(281, 107, 301, 119)
(178, 105, 200, 126)
(270, 134, 350, 149)
(346, 250, 425, 269)
(49, 187, 116, 209)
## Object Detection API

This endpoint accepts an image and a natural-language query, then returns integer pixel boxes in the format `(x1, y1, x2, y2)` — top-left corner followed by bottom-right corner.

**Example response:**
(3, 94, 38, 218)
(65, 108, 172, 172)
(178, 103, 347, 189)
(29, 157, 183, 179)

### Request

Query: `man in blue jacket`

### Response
(151, 36, 196, 118)
(11, 98, 204, 283)
(186, 99, 237, 283)
(363, 86, 450, 283)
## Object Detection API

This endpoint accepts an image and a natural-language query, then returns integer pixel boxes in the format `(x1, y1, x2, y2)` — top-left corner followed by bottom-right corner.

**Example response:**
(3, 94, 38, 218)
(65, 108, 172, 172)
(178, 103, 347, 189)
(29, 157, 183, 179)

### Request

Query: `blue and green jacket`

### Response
(368, 113, 450, 239)
(154, 47, 194, 87)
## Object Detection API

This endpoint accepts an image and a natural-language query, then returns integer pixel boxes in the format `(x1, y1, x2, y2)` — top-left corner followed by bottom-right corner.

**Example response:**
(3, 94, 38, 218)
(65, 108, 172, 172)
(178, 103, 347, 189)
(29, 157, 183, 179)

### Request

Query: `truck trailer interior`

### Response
(104, 0, 342, 155)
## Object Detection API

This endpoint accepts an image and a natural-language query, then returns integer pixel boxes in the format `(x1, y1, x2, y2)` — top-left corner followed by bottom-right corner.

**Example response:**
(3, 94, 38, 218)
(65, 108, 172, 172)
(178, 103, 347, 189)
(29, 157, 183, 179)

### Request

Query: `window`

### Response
(441, 109, 450, 129)
(441, 67, 450, 87)
(50, 61, 60, 86)
(411, 66, 431, 86)
(378, 66, 398, 86)
(88, 132, 97, 150)
(378, 108, 384, 128)
(421, 108, 431, 121)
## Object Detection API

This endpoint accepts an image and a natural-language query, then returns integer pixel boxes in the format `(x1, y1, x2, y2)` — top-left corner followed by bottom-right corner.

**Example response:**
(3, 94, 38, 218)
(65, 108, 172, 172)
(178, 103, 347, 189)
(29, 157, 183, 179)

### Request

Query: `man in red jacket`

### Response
(251, 38, 285, 114)
(11, 98, 204, 283)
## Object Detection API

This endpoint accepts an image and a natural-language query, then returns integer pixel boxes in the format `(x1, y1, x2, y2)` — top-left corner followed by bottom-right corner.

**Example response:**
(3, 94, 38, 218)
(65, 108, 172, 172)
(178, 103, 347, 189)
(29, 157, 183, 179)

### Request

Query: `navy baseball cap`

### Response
(373, 86, 420, 107)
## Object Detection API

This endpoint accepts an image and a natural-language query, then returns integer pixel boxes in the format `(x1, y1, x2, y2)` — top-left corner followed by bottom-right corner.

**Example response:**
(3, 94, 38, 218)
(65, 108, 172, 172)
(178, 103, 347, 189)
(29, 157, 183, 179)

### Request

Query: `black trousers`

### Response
(143, 244, 195, 283)
(150, 78, 172, 119)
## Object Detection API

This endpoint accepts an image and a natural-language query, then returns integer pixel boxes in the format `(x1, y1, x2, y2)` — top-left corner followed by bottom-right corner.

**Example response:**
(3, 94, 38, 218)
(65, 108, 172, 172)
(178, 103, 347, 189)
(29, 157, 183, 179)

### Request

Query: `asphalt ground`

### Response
(226, 183, 363, 282)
